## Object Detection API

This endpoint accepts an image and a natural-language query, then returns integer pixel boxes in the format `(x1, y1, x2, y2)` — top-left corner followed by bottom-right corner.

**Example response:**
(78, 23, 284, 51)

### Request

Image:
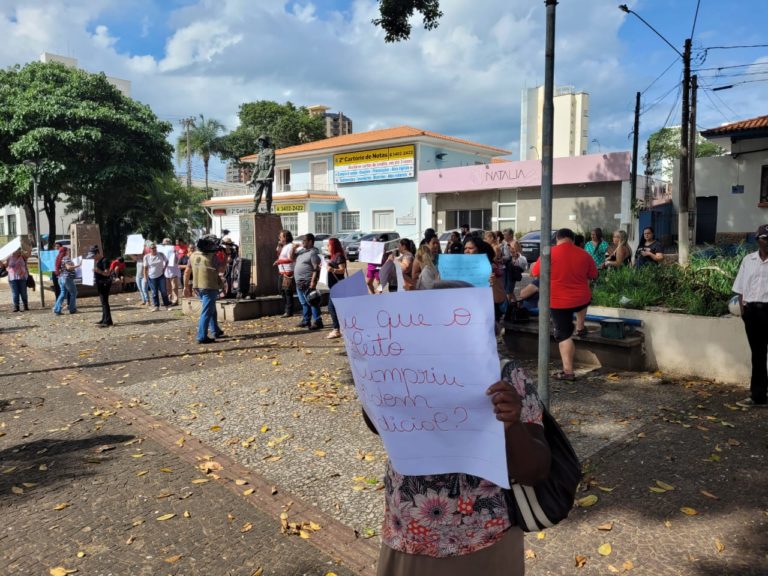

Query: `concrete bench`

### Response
(502, 319, 645, 372)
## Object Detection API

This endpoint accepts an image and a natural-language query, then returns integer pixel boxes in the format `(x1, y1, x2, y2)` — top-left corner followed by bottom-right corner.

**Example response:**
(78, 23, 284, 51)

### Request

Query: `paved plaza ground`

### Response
(0, 291, 766, 575)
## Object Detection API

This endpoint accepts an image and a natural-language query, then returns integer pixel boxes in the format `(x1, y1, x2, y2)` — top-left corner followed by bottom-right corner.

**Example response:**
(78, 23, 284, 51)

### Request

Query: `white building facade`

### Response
(202, 126, 509, 244)
(520, 86, 590, 161)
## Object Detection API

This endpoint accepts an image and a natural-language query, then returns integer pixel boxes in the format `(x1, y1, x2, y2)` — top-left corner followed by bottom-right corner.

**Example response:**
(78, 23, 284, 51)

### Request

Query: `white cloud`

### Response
(0, 0, 764, 169)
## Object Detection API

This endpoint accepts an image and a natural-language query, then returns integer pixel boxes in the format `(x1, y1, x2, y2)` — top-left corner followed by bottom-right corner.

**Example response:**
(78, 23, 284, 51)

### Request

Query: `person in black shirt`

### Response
(445, 231, 463, 254)
(90, 245, 113, 327)
(635, 227, 664, 267)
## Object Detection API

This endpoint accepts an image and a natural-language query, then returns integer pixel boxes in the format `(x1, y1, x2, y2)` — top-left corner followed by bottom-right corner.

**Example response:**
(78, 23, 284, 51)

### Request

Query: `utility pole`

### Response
(538, 0, 558, 409)
(631, 91, 640, 219)
(23, 161, 45, 307)
(180, 117, 195, 190)
(678, 38, 692, 265)
(688, 74, 698, 246)
(644, 139, 653, 208)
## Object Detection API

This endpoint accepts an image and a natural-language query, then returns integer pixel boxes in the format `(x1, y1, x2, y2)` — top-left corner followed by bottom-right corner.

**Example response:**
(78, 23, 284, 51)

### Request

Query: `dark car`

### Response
(519, 230, 558, 263)
(346, 232, 400, 262)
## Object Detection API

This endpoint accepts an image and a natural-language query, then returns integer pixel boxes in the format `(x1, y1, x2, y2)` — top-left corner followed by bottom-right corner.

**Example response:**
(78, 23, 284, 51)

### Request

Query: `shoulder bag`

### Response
(505, 407, 582, 532)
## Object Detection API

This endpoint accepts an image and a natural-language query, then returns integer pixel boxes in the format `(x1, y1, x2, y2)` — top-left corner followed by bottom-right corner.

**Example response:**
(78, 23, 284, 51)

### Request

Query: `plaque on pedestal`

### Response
(238, 213, 282, 296)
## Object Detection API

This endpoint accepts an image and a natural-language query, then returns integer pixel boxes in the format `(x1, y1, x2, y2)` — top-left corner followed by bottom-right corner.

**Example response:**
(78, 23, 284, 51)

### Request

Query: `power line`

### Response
(690, 0, 701, 40)
(706, 78, 768, 89)
(699, 43, 768, 50)
(641, 57, 679, 95)
(699, 86, 733, 124)
(698, 70, 768, 79)
(693, 61, 768, 72)
(641, 77, 682, 116)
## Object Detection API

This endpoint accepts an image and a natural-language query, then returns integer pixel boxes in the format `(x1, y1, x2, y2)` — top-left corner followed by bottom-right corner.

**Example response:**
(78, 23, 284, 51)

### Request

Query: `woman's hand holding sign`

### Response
(486, 381, 522, 430)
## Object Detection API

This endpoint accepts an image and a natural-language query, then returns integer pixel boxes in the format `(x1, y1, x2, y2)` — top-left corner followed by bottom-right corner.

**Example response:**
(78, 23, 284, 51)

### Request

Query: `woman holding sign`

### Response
(465, 237, 507, 321)
(325, 237, 346, 339)
(366, 330, 550, 574)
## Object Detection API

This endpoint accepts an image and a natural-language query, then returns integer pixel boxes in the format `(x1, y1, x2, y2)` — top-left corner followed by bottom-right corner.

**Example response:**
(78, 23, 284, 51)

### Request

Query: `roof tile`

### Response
(701, 114, 768, 137)
(240, 125, 510, 161)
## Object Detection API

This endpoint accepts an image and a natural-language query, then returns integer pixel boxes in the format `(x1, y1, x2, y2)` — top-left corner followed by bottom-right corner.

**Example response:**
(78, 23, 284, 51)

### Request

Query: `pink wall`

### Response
(418, 152, 631, 194)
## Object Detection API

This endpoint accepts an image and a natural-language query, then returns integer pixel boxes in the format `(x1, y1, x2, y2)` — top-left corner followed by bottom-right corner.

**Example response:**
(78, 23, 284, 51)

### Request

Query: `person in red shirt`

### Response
(531, 228, 598, 381)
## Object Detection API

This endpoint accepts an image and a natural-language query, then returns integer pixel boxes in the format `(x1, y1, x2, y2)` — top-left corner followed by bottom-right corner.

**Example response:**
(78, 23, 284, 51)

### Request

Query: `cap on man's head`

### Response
(460, 223, 469, 230)
(757, 224, 768, 238)
(162, 238, 172, 245)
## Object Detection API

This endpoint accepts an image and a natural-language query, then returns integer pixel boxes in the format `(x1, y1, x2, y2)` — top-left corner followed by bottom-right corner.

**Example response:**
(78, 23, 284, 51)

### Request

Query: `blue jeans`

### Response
(136, 275, 148, 303)
(296, 286, 321, 324)
(147, 276, 170, 307)
(196, 289, 220, 341)
(9, 278, 28, 310)
(53, 276, 77, 314)
(328, 296, 340, 330)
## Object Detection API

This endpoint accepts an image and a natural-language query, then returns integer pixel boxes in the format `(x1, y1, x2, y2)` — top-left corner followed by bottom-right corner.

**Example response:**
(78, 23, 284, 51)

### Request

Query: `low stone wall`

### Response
(589, 306, 750, 384)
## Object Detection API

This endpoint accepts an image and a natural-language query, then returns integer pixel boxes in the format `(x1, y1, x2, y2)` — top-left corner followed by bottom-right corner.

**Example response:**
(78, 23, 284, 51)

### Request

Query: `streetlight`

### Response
(23, 160, 46, 307)
(618, 3, 693, 264)
(529, 145, 539, 159)
(591, 138, 601, 152)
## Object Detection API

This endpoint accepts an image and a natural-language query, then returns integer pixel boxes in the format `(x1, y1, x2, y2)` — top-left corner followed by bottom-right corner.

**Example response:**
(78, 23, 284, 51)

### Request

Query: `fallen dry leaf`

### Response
(183, 511, 191, 518)
(156, 513, 176, 521)
(53, 502, 71, 511)
(576, 494, 598, 508)
(76, 552, 85, 559)
(598, 543, 612, 556)
(575, 554, 588, 567)
(235, 479, 248, 486)
(680, 507, 699, 516)
(525, 549, 536, 559)
(49, 568, 78, 576)
(191, 478, 209, 484)
(251, 569, 264, 576)
(700, 490, 720, 500)
(597, 521, 614, 531)
(622, 560, 634, 570)
(240, 522, 253, 533)
(656, 480, 675, 491)
(136, 470, 148, 477)
(164, 555, 182, 564)
(314, 450, 326, 457)
(714, 538, 725, 553)
(536, 531, 546, 540)
(11, 486, 23, 495)
(243, 488, 255, 496)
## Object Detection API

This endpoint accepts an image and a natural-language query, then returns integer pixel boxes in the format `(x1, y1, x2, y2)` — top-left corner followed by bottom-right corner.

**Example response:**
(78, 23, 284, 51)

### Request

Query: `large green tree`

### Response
(647, 126, 723, 180)
(176, 114, 225, 191)
(218, 101, 326, 163)
(372, 0, 443, 42)
(0, 61, 173, 253)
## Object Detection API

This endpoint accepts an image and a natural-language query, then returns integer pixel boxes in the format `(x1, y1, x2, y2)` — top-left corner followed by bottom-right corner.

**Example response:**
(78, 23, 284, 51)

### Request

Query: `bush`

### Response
(590, 248, 748, 317)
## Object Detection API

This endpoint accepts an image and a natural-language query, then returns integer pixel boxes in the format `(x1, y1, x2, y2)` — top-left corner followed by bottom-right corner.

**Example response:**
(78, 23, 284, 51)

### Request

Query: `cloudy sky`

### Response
(2, 0, 767, 180)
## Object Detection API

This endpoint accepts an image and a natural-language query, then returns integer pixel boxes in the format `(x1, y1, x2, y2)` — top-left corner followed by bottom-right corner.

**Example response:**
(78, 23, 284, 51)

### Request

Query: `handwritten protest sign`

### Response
(330, 279, 508, 487)
(359, 240, 384, 264)
(437, 254, 492, 287)
(0, 237, 21, 261)
(125, 234, 145, 255)
(81, 258, 95, 286)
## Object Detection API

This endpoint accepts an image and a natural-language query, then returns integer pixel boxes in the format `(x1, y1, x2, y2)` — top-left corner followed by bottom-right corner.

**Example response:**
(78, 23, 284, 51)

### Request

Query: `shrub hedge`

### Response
(590, 245, 749, 317)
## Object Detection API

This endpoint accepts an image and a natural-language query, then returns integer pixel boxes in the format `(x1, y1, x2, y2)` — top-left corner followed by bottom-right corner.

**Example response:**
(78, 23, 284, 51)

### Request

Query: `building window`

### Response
(760, 165, 768, 205)
(497, 203, 517, 231)
(445, 209, 492, 231)
(314, 212, 334, 235)
(310, 161, 329, 191)
(372, 209, 395, 231)
(276, 167, 291, 192)
(7, 214, 17, 236)
(340, 211, 360, 231)
(0, 218, 4, 236)
(280, 214, 298, 235)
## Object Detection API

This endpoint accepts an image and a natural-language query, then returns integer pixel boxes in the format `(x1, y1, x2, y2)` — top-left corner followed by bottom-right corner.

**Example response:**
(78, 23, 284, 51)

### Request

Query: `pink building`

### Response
(418, 152, 632, 236)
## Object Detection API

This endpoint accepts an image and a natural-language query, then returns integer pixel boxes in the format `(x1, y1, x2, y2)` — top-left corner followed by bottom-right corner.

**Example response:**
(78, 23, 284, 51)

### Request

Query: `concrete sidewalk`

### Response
(1, 293, 766, 575)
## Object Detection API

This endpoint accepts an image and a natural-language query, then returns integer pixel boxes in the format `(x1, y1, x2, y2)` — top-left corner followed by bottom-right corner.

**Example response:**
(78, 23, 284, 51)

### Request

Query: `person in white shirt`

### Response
(143, 243, 170, 311)
(162, 238, 180, 305)
(732, 223, 768, 408)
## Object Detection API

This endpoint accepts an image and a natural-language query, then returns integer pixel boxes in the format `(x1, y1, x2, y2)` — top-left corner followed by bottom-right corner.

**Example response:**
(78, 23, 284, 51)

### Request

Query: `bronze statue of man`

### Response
(248, 135, 275, 213)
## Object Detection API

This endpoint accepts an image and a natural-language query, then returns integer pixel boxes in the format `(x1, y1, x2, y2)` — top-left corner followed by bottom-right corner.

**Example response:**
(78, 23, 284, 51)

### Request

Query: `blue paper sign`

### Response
(39, 250, 59, 273)
(437, 254, 492, 287)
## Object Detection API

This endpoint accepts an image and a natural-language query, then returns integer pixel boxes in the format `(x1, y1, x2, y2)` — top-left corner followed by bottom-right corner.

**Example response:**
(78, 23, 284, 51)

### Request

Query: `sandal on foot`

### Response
(554, 371, 576, 381)
(576, 328, 588, 337)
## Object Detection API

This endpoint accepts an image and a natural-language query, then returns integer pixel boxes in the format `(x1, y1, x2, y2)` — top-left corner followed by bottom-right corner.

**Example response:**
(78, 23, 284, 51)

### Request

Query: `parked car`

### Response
(438, 228, 485, 252)
(319, 232, 366, 257)
(518, 230, 558, 263)
(346, 232, 400, 262)
(294, 233, 331, 250)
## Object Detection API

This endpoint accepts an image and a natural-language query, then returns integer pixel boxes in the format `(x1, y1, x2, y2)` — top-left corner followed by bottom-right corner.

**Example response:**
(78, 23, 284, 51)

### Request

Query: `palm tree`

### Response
(176, 114, 226, 191)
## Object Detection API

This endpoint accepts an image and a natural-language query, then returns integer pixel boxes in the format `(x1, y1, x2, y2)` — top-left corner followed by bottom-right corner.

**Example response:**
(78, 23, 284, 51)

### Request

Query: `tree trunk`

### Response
(21, 198, 36, 246)
(43, 195, 57, 248)
(203, 155, 209, 191)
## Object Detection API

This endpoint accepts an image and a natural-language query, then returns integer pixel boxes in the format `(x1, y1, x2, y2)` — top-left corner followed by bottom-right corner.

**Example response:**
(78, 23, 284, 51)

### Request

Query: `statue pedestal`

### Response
(238, 213, 282, 296)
